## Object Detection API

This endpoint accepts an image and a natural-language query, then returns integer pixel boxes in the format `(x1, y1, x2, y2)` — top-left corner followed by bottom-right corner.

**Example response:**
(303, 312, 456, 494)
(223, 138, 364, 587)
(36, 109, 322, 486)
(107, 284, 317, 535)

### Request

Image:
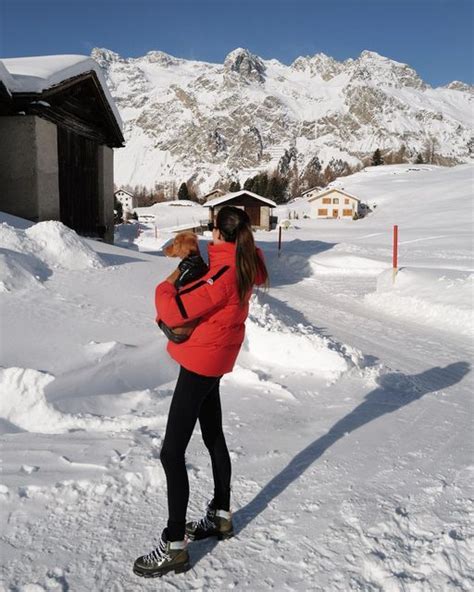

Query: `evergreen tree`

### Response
(371, 148, 384, 166)
(114, 197, 123, 224)
(229, 180, 241, 192)
(178, 182, 189, 200)
(254, 172, 269, 196)
(323, 165, 336, 185)
(415, 152, 424, 164)
(289, 161, 300, 199)
(243, 177, 254, 192)
(266, 172, 288, 204)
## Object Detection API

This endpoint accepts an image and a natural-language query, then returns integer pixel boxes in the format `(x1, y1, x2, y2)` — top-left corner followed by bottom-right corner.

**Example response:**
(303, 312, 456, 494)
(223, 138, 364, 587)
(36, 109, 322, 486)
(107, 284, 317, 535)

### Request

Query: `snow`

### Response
(104, 47, 472, 193)
(0, 55, 123, 130)
(0, 60, 14, 97)
(1, 164, 473, 590)
(204, 190, 277, 208)
(366, 268, 474, 338)
(0, 221, 104, 292)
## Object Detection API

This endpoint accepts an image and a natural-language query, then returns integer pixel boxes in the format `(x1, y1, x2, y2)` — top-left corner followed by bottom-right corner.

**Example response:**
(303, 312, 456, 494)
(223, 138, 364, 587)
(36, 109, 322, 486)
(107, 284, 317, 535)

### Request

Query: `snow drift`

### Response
(244, 297, 362, 380)
(365, 267, 474, 337)
(0, 221, 104, 292)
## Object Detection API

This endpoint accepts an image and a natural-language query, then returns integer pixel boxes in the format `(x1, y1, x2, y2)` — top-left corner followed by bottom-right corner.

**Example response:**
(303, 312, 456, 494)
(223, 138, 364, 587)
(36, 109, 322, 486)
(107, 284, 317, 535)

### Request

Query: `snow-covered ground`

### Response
(0, 164, 473, 591)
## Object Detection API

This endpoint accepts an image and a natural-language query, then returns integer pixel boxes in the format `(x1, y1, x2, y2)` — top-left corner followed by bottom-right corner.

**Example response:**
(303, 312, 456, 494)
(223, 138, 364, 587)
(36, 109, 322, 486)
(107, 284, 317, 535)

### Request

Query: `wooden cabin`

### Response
(204, 190, 277, 231)
(0, 55, 124, 243)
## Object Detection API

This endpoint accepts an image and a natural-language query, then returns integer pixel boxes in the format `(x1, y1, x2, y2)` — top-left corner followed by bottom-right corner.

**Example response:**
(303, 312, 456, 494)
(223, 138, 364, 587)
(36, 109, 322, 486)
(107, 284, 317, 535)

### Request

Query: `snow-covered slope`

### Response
(92, 47, 473, 192)
(0, 164, 472, 590)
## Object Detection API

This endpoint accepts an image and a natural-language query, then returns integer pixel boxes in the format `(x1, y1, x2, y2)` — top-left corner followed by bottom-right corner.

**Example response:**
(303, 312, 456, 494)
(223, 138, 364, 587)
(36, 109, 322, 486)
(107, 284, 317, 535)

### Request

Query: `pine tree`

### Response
(114, 197, 123, 224)
(229, 180, 241, 192)
(323, 165, 336, 185)
(289, 161, 300, 198)
(415, 152, 424, 164)
(266, 171, 288, 204)
(178, 182, 189, 200)
(243, 177, 254, 192)
(254, 172, 269, 196)
(371, 148, 384, 166)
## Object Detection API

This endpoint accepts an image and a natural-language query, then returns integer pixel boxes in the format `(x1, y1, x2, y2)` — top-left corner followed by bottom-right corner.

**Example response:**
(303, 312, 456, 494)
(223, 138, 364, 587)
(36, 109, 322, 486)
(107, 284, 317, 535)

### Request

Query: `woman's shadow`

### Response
(189, 361, 470, 566)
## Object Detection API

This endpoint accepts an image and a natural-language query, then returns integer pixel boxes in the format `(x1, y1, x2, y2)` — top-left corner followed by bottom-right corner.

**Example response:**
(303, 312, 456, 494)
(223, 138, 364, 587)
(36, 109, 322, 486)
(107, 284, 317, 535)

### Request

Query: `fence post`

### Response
(392, 224, 398, 282)
(278, 226, 282, 257)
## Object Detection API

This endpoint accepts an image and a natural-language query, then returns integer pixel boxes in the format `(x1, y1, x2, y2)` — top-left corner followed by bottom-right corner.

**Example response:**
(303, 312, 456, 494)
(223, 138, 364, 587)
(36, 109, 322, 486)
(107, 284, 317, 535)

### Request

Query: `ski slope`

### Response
(0, 164, 472, 591)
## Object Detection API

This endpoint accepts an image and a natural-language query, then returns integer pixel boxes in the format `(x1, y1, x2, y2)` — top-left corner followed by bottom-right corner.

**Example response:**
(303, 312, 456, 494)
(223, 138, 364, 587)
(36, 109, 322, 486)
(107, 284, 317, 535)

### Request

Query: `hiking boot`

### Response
(133, 529, 190, 578)
(186, 500, 234, 541)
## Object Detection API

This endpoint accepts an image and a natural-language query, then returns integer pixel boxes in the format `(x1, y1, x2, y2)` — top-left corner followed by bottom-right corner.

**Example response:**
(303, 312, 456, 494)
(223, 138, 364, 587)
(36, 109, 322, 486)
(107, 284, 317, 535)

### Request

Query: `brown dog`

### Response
(161, 232, 202, 339)
(164, 231, 201, 259)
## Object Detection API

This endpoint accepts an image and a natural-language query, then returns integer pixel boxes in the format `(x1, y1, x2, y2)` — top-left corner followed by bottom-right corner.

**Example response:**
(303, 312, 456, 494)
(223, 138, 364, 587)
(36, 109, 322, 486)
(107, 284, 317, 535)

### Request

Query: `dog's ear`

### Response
(181, 233, 199, 254)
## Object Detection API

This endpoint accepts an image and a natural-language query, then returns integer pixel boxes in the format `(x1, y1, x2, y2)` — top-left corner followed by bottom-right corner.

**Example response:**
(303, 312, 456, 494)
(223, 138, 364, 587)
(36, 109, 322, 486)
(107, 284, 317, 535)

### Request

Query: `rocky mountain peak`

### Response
(444, 80, 474, 93)
(347, 49, 427, 89)
(291, 52, 344, 80)
(224, 48, 266, 84)
(144, 50, 182, 67)
(90, 47, 124, 68)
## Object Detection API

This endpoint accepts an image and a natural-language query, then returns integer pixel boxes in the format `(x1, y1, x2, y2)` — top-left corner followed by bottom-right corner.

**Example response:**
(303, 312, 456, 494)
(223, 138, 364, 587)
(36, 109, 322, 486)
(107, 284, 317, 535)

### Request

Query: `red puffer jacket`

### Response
(155, 241, 266, 377)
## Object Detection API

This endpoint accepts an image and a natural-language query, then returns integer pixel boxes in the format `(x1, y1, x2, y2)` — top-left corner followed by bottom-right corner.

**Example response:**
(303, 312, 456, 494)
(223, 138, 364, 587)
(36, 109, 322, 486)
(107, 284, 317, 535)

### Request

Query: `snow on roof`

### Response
(114, 188, 134, 197)
(0, 61, 14, 97)
(204, 190, 277, 208)
(203, 188, 225, 197)
(308, 187, 361, 202)
(301, 185, 323, 196)
(0, 55, 123, 130)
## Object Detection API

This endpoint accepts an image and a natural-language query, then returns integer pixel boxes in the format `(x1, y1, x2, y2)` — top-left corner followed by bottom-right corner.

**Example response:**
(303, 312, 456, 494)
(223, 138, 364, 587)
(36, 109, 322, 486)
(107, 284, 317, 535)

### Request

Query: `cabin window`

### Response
(333, 198, 339, 204)
(318, 209, 328, 216)
(345, 198, 350, 204)
(343, 209, 353, 216)
(322, 198, 331, 204)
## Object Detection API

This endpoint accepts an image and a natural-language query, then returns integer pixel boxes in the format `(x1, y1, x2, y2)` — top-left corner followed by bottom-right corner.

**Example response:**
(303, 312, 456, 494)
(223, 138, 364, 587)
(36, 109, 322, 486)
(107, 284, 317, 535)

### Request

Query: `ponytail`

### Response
(215, 206, 269, 305)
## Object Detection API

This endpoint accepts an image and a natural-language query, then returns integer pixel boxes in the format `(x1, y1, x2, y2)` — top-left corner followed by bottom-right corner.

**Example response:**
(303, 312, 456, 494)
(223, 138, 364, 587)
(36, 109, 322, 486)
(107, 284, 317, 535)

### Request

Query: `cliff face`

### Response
(91, 47, 473, 193)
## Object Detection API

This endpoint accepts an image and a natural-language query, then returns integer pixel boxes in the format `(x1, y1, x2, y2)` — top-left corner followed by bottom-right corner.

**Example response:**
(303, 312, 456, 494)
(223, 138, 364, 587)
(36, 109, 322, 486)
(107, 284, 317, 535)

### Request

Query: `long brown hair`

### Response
(216, 206, 269, 304)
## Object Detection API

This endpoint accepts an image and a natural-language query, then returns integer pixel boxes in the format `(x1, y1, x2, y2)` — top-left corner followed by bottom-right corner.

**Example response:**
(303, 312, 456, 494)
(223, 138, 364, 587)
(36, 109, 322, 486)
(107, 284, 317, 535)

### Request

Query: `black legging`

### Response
(160, 365, 232, 541)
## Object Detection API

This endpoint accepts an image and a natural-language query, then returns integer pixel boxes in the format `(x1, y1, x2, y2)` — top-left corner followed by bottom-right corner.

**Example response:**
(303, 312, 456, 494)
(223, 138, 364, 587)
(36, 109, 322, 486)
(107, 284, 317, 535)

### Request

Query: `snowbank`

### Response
(0, 221, 104, 292)
(0, 367, 165, 434)
(25, 222, 104, 270)
(365, 267, 474, 337)
(310, 252, 390, 276)
(244, 297, 362, 380)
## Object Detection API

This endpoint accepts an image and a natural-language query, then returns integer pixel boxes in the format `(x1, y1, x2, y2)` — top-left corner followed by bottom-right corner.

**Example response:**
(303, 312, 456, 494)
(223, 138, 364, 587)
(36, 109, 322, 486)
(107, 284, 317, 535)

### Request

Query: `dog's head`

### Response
(164, 231, 200, 259)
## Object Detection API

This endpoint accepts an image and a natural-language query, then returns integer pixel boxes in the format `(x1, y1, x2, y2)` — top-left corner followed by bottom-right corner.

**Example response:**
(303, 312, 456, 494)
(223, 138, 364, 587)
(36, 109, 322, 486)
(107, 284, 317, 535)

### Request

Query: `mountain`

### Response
(91, 47, 473, 194)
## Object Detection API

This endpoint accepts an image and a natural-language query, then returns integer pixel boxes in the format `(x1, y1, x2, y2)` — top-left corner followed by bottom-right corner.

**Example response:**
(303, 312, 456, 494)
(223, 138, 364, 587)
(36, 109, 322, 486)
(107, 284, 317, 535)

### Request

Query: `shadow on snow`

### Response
(189, 360, 470, 567)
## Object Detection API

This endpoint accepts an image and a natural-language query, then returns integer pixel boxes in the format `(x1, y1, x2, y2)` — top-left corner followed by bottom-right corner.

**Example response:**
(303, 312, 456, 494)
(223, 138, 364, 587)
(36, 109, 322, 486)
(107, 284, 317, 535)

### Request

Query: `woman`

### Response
(133, 205, 268, 578)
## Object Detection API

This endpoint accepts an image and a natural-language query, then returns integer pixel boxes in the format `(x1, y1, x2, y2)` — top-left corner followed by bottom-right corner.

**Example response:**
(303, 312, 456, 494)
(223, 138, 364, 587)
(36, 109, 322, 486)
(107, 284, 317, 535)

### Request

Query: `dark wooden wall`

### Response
(57, 126, 99, 236)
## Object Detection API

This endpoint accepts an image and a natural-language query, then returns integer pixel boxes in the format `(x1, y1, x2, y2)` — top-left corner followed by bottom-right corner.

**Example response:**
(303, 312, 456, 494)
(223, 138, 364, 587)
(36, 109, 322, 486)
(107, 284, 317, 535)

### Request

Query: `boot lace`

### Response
(193, 513, 215, 531)
(142, 536, 170, 566)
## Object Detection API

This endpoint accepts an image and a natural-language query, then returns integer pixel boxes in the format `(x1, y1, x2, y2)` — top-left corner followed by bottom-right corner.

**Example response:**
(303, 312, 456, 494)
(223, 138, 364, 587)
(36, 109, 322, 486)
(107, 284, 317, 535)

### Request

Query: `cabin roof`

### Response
(308, 187, 360, 202)
(204, 190, 277, 208)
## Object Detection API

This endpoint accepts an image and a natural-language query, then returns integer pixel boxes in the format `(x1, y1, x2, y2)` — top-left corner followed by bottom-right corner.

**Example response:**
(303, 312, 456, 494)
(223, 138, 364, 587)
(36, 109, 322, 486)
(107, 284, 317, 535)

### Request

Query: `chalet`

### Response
(203, 188, 225, 202)
(204, 190, 277, 231)
(0, 55, 124, 243)
(114, 189, 137, 213)
(307, 188, 363, 220)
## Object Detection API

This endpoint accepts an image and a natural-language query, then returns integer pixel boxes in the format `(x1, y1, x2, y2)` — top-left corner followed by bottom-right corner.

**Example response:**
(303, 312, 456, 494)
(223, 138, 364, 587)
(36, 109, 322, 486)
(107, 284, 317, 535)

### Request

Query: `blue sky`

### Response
(1, 0, 472, 87)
